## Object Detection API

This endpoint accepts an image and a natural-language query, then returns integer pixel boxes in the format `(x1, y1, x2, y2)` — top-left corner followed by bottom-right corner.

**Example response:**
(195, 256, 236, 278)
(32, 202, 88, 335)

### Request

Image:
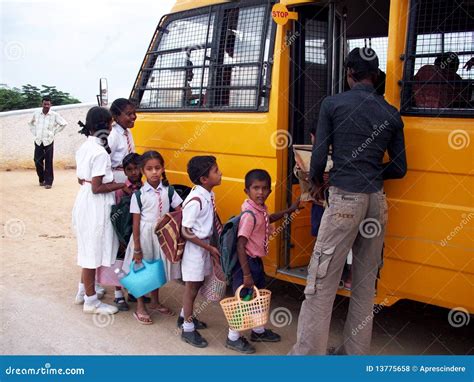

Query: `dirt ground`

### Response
(1, 170, 472, 355)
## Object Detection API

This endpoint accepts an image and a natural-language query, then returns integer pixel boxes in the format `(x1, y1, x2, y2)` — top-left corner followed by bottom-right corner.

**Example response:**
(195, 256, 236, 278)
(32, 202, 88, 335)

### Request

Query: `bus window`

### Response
(402, 0, 474, 115)
(137, 11, 215, 109)
(132, 3, 273, 112)
(214, 5, 269, 109)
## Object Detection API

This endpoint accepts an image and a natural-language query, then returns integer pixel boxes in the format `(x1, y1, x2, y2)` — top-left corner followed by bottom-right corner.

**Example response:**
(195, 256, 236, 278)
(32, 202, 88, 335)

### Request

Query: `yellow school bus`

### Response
(130, 0, 474, 313)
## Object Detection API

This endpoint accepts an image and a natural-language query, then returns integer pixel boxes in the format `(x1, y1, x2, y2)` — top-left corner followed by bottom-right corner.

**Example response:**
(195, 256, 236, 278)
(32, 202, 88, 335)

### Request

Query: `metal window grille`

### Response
(135, 11, 215, 110)
(401, 0, 474, 117)
(348, 37, 388, 72)
(132, 3, 273, 112)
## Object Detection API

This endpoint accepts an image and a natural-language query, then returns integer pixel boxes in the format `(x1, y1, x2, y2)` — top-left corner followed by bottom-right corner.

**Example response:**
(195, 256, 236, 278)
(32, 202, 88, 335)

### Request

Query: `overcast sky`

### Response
(1, 0, 175, 103)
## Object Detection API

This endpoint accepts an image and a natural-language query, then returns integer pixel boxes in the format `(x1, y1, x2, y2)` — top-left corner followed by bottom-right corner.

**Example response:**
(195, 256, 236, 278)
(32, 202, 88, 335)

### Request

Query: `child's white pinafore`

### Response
(122, 181, 183, 281)
(72, 136, 119, 269)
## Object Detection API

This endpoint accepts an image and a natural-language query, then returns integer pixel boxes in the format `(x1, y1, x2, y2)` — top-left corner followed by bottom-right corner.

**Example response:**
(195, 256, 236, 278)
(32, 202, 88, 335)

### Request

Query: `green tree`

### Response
(21, 84, 42, 108)
(0, 88, 26, 112)
(0, 84, 81, 111)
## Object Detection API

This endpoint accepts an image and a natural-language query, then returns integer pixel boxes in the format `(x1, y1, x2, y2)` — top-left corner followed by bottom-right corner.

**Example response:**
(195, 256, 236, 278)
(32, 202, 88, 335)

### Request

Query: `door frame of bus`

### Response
(281, 3, 345, 276)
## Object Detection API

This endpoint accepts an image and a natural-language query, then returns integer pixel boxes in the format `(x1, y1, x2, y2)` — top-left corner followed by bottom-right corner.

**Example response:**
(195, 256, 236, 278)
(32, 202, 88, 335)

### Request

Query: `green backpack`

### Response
(218, 210, 256, 284)
(111, 186, 175, 246)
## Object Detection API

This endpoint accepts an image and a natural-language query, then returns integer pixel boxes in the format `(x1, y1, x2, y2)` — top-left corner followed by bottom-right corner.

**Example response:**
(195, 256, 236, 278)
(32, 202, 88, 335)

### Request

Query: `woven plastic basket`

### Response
(200, 257, 227, 302)
(220, 285, 271, 331)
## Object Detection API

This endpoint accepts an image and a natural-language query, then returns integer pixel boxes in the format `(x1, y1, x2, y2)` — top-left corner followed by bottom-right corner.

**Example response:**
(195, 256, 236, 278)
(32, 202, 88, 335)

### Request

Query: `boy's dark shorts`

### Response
(232, 256, 266, 297)
(311, 203, 325, 237)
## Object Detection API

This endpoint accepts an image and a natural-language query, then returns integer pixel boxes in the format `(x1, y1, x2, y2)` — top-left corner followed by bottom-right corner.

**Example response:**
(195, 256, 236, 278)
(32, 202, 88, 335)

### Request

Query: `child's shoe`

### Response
(74, 290, 104, 305)
(83, 301, 119, 315)
(181, 330, 208, 348)
(95, 284, 106, 295)
(177, 316, 208, 330)
(114, 297, 129, 311)
(250, 329, 281, 342)
(225, 336, 256, 354)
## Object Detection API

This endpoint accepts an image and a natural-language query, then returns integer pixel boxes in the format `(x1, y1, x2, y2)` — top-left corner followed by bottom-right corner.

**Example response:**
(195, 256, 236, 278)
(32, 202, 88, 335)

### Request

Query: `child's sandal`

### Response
(133, 311, 153, 325)
(154, 304, 175, 317)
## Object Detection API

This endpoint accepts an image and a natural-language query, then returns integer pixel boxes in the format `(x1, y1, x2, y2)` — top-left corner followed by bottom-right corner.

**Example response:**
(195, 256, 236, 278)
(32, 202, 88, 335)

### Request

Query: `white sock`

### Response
(252, 326, 265, 334)
(114, 289, 124, 299)
(84, 294, 99, 305)
(78, 282, 85, 294)
(183, 321, 195, 332)
(228, 329, 240, 341)
(180, 308, 185, 318)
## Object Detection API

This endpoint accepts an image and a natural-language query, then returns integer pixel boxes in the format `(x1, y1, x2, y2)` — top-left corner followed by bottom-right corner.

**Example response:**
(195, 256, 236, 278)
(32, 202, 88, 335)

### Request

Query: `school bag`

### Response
(218, 210, 256, 284)
(155, 196, 202, 264)
(111, 186, 175, 246)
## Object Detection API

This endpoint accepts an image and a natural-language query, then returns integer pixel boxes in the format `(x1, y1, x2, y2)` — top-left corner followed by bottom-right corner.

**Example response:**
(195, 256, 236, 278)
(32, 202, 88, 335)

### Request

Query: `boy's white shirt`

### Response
(181, 185, 214, 240)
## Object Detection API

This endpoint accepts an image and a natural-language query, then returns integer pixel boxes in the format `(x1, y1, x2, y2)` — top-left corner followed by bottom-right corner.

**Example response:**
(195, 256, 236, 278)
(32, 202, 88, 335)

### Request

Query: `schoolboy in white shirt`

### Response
(179, 155, 222, 348)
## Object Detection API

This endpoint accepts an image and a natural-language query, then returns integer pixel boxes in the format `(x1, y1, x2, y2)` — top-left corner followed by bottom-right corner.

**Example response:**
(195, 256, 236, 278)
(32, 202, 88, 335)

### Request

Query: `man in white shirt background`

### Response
(29, 96, 68, 189)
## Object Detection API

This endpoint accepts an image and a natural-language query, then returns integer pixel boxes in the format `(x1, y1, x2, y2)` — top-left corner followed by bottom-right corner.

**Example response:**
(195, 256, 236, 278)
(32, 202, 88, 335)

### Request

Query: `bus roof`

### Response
(170, 0, 230, 13)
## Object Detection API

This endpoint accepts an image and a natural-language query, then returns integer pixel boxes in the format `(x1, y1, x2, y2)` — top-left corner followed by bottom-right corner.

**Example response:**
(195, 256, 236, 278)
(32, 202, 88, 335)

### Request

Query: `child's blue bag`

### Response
(120, 259, 166, 298)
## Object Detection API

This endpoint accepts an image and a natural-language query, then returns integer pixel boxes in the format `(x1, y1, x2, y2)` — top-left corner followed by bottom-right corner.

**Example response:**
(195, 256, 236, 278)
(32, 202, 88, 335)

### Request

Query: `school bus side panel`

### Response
(381, 0, 474, 312)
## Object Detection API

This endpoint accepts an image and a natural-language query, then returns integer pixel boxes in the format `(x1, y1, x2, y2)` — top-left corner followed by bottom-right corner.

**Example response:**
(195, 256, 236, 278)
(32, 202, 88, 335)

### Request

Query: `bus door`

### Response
(279, 4, 344, 278)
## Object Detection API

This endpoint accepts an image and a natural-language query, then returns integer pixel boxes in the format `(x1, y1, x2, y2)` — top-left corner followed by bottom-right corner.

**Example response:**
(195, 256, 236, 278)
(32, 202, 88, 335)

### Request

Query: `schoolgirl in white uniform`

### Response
(108, 98, 137, 183)
(72, 106, 129, 315)
(122, 150, 183, 324)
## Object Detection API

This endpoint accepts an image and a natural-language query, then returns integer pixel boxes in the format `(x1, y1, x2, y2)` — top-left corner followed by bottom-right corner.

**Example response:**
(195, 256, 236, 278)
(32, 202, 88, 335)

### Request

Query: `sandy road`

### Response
(1, 170, 472, 355)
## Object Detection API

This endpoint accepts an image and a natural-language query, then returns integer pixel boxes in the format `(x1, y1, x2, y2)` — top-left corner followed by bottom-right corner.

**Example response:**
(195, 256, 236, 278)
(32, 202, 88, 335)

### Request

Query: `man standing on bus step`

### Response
(289, 48, 407, 355)
(29, 96, 68, 189)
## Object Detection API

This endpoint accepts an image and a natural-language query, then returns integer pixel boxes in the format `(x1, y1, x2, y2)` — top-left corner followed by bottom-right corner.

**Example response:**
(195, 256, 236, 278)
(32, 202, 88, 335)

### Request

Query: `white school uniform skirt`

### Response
(72, 183, 119, 269)
(122, 219, 182, 281)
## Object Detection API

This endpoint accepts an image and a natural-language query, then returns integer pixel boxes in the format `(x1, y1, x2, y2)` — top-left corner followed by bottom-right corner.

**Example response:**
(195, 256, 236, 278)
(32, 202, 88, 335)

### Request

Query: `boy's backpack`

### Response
(218, 210, 256, 284)
(111, 186, 175, 246)
(155, 196, 202, 263)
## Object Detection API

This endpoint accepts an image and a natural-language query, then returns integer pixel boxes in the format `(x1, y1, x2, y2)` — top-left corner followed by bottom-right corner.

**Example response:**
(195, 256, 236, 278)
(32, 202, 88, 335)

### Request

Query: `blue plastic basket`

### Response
(120, 259, 166, 298)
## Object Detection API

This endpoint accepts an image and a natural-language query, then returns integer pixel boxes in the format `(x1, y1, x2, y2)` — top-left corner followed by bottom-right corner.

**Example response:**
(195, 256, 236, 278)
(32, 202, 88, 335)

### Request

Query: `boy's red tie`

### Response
(124, 130, 133, 154)
(211, 194, 223, 236)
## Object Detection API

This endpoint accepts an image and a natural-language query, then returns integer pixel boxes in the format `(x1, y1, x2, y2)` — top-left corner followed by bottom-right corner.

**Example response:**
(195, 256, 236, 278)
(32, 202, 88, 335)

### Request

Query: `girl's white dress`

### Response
(72, 136, 119, 269)
(122, 181, 183, 281)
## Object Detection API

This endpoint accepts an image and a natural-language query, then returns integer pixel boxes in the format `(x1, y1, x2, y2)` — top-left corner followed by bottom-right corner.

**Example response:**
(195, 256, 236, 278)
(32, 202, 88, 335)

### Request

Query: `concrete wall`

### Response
(0, 103, 95, 170)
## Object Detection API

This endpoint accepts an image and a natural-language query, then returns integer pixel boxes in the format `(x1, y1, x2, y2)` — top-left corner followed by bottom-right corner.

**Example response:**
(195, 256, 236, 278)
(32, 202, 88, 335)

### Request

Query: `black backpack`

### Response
(218, 210, 256, 284)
